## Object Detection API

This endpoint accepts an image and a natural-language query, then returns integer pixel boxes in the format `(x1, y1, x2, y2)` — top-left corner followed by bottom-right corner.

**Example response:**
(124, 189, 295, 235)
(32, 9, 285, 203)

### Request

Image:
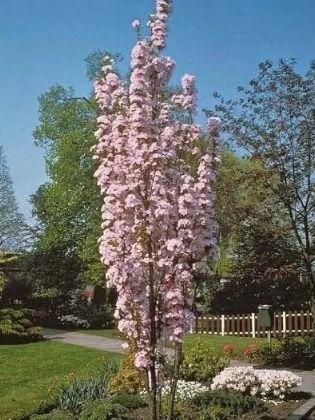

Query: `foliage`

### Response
(57, 357, 119, 413)
(110, 393, 147, 410)
(0, 146, 29, 251)
(109, 350, 145, 395)
(180, 341, 229, 383)
(57, 377, 109, 412)
(253, 335, 315, 369)
(31, 80, 103, 288)
(15, 400, 58, 420)
(223, 344, 236, 357)
(0, 252, 34, 308)
(59, 315, 90, 329)
(192, 389, 262, 418)
(30, 409, 73, 420)
(211, 366, 302, 399)
(58, 290, 114, 329)
(97, 357, 121, 382)
(243, 343, 259, 361)
(198, 405, 232, 420)
(24, 248, 83, 312)
(0, 308, 43, 344)
(79, 401, 128, 420)
(206, 149, 304, 314)
(211, 59, 315, 297)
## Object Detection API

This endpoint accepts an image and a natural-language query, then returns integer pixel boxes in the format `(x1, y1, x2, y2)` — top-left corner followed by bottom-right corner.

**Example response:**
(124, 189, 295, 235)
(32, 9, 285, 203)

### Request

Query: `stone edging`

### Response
(287, 396, 315, 419)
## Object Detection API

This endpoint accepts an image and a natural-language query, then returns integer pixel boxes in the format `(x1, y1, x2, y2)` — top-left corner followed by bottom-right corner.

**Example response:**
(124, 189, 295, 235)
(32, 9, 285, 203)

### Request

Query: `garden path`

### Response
(43, 328, 125, 353)
(43, 328, 174, 356)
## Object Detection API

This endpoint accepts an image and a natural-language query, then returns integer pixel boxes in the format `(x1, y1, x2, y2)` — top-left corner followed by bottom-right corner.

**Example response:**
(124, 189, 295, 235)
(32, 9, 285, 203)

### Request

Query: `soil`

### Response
(243, 395, 308, 420)
(127, 393, 310, 419)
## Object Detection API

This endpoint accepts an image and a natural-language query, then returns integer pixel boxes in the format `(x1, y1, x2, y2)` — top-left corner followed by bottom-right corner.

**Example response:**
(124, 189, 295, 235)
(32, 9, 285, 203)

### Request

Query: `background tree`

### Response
(31, 91, 101, 290)
(210, 59, 315, 306)
(0, 146, 28, 251)
(31, 52, 119, 293)
(197, 149, 304, 313)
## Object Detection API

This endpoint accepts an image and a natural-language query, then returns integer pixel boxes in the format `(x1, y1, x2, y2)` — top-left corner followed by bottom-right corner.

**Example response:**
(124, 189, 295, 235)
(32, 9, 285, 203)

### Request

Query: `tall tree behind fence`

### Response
(194, 311, 313, 338)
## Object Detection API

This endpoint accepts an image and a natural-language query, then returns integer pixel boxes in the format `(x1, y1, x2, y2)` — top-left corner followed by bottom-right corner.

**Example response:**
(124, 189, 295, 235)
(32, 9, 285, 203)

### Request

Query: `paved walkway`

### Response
(44, 328, 315, 395)
(43, 328, 126, 353)
(44, 328, 175, 357)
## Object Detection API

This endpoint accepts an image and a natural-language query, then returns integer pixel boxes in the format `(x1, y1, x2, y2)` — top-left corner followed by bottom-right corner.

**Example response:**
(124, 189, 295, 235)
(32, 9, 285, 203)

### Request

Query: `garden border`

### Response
(287, 396, 315, 419)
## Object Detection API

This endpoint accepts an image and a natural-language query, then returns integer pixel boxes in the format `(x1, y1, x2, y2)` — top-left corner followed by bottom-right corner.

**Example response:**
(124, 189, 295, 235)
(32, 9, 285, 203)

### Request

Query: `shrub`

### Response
(0, 308, 44, 344)
(211, 366, 302, 399)
(192, 389, 262, 416)
(223, 344, 236, 358)
(257, 369, 302, 399)
(15, 400, 58, 420)
(59, 315, 90, 329)
(110, 393, 147, 410)
(243, 342, 259, 361)
(30, 409, 73, 420)
(254, 335, 315, 369)
(198, 405, 236, 420)
(109, 350, 145, 394)
(58, 289, 115, 329)
(180, 341, 229, 383)
(97, 356, 121, 382)
(79, 401, 128, 420)
(85, 304, 115, 329)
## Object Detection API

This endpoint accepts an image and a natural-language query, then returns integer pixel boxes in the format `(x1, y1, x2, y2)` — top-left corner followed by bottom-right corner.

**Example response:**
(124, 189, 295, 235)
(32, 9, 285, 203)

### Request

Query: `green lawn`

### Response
(183, 334, 265, 353)
(0, 340, 119, 420)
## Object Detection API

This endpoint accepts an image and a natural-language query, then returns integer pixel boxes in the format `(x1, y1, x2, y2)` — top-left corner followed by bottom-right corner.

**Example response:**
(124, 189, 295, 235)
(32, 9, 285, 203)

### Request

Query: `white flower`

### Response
(211, 366, 302, 400)
(142, 380, 208, 401)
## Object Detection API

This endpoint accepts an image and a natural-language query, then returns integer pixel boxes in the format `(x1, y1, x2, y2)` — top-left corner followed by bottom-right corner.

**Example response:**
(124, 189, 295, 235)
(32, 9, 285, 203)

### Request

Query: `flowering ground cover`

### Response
(0, 341, 119, 419)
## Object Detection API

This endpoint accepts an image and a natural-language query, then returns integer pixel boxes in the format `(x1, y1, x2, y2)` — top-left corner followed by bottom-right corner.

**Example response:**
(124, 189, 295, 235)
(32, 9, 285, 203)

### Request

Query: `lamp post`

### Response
(257, 304, 273, 353)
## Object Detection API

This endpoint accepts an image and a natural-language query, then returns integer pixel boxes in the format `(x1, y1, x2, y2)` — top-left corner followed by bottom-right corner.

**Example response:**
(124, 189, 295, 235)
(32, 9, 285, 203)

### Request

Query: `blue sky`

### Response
(1, 0, 315, 219)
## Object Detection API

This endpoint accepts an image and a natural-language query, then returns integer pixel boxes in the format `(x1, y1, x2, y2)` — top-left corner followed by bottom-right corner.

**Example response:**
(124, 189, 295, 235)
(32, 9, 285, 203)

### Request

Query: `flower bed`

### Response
(211, 366, 302, 400)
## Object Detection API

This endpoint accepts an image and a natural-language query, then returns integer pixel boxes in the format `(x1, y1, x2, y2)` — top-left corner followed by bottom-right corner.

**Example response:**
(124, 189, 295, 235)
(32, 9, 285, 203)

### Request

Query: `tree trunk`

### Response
(167, 342, 183, 420)
(149, 366, 158, 420)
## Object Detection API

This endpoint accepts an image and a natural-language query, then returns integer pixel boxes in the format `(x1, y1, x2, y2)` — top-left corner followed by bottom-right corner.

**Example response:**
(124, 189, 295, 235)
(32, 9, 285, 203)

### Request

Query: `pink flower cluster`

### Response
(94, 0, 220, 371)
(149, 0, 171, 49)
(172, 74, 197, 112)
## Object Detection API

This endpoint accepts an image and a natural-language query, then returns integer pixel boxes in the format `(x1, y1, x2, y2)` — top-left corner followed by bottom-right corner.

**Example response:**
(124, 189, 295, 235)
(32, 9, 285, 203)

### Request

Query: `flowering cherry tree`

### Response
(93, 0, 219, 418)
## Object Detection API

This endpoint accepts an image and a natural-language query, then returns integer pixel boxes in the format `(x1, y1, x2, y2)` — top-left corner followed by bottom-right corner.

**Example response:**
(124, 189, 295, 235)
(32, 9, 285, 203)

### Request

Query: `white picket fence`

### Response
(194, 310, 313, 338)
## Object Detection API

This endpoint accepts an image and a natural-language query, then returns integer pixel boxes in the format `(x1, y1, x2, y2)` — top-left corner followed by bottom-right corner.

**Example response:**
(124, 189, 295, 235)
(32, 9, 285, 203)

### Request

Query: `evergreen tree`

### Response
(0, 146, 27, 251)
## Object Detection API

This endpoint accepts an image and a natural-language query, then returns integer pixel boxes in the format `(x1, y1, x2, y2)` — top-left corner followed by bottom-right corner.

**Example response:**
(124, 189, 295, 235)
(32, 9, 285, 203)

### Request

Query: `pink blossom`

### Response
(132, 19, 140, 30)
(93, 0, 219, 380)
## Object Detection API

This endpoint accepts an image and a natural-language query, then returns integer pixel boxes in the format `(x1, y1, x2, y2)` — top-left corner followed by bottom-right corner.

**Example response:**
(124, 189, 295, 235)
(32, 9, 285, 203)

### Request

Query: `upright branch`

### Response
(93, 1, 219, 418)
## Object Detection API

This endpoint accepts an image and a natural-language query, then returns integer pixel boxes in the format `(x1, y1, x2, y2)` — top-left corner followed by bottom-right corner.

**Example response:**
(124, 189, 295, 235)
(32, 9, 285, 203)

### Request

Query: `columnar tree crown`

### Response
(93, 0, 220, 369)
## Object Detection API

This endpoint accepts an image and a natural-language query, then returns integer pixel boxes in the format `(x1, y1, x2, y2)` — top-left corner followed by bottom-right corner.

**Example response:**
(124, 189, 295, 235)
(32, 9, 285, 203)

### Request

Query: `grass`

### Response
(184, 334, 266, 353)
(0, 340, 120, 420)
